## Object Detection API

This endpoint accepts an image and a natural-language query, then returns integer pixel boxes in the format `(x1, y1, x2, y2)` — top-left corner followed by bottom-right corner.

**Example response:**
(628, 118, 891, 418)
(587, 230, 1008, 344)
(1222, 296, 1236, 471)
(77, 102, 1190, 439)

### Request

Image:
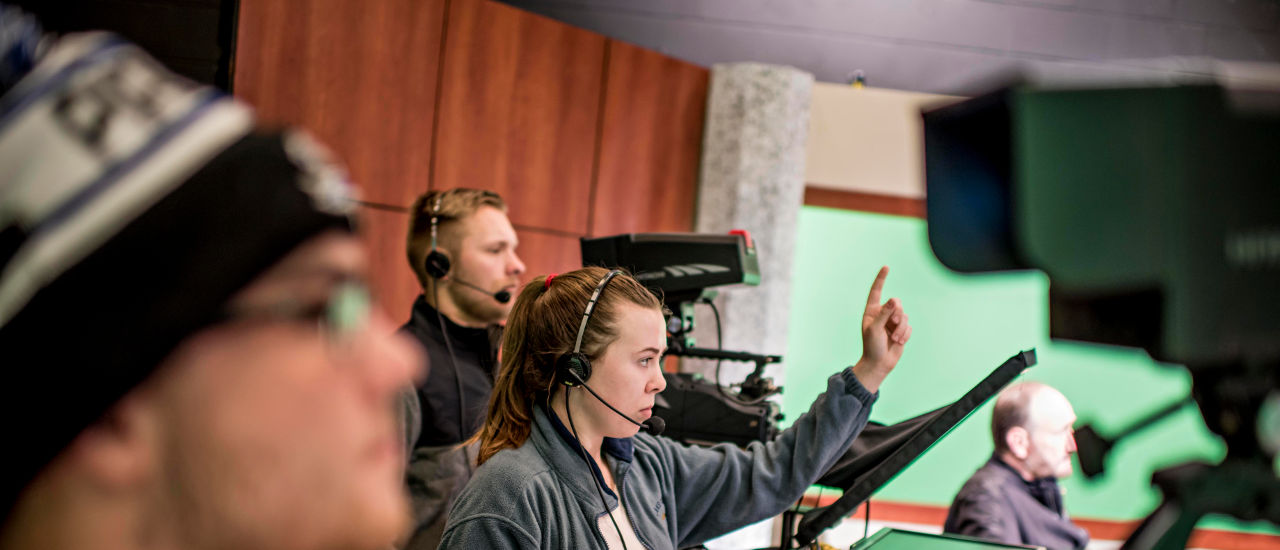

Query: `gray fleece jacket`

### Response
(438, 367, 877, 549)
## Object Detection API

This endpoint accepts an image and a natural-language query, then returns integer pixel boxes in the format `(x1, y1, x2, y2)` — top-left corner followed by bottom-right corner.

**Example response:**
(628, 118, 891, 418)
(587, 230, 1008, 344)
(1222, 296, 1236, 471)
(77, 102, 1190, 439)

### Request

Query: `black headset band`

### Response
(429, 192, 443, 250)
(571, 269, 623, 355)
(424, 191, 452, 280)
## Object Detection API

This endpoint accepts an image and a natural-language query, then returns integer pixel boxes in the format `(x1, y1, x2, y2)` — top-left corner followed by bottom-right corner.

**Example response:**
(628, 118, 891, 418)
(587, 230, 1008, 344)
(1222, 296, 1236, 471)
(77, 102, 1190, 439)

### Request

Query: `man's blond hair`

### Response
(406, 188, 507, 288)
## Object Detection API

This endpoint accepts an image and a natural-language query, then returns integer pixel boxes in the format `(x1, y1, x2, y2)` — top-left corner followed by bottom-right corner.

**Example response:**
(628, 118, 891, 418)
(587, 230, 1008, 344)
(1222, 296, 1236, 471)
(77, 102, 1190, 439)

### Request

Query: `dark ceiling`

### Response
(499, 0, 1280, 95)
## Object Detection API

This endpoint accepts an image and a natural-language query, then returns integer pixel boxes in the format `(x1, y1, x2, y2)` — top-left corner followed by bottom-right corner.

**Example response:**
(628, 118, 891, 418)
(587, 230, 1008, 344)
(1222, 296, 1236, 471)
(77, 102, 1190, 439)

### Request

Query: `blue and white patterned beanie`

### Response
(0, 7, 359, 518)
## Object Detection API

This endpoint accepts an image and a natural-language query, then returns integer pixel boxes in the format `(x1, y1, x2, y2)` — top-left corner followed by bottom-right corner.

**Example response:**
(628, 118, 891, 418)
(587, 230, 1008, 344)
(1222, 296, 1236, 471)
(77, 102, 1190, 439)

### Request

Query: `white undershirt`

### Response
(598, 500, 646, 550)
(598, 456, 647, 550)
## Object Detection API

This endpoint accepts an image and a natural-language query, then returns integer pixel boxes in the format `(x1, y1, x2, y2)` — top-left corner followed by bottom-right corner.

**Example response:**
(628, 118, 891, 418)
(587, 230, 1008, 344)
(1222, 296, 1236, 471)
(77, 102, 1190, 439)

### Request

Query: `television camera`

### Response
(924, 82, 1280, 550)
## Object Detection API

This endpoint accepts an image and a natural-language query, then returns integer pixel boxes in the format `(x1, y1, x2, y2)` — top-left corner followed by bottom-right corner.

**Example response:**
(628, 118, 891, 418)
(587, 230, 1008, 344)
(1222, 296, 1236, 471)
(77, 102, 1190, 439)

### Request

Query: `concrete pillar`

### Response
(690, 61, 813, 550)
(688, 62, 813, 390)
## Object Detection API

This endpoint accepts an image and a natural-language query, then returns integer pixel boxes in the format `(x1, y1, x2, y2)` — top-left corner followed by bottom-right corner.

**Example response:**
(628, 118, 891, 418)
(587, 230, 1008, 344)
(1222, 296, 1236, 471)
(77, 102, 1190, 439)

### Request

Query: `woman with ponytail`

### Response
(441, 266, 912, 549)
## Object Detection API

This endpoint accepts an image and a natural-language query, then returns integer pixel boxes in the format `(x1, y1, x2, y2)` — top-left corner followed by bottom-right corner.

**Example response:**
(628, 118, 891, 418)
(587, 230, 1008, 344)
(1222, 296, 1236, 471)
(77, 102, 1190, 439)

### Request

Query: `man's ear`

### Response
(63, 392, 159, 489)
(1005, 426, 1031, 460)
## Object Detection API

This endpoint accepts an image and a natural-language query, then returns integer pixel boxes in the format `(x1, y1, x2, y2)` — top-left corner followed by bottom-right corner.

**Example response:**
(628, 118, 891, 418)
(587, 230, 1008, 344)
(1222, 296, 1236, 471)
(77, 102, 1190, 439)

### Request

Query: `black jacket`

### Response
(402, 295, 501, 447)
(944, 456, 1090, 549)
(400, 296, 501, 549)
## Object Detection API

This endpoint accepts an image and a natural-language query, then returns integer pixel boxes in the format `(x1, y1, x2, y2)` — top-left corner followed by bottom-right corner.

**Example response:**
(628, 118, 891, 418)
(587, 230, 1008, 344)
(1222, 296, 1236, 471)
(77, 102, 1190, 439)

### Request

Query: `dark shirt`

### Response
(399, 296, 501, 549)
(944, 456, 1090, 550)
(400, 295, 500, 447)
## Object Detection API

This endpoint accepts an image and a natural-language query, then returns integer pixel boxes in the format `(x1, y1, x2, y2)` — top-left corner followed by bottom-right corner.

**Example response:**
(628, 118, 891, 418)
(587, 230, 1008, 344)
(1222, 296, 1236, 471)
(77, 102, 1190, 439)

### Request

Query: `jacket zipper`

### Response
(618, 466, 652, 550)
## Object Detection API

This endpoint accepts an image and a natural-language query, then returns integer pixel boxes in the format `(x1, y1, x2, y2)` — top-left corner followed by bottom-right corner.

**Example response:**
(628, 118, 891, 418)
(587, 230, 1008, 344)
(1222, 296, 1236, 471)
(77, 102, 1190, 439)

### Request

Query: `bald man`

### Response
(944, 382, 1090, 549)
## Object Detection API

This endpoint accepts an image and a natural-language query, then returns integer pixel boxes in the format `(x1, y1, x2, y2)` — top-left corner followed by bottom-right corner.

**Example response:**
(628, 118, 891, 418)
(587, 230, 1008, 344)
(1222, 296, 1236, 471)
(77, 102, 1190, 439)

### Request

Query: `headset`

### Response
(554, 269, 665, 435)
(423, 193, 451, 279)
(555, 269, 619, 387)
(422, 191, 511, 303)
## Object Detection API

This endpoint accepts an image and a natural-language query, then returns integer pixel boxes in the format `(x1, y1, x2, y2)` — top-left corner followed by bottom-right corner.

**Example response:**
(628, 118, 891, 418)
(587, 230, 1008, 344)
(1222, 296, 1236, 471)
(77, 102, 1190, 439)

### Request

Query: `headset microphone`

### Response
(451, 278, 512, 304)
(565, 369, 665, 436)
(493, 288, 512, 304)
(644, 415, 666, 437)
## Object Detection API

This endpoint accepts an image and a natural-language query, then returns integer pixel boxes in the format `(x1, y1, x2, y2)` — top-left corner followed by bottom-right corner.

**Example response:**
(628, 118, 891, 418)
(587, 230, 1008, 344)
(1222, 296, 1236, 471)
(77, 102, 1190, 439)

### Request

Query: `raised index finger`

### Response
(866, 266, 890, 308)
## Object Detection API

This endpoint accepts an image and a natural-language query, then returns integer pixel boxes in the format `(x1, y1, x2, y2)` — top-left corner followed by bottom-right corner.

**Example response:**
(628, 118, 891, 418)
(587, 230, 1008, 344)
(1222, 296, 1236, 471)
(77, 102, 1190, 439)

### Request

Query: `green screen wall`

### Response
(781, 205, 1273, 534)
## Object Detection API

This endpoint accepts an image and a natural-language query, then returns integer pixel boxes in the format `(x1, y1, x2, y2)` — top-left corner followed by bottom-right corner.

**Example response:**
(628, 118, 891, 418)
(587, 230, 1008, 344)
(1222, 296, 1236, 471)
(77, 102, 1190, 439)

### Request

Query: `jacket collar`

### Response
(531, 405, 634, 509)
(990, 455, 1065, 516)
(545, 402, 635, 465)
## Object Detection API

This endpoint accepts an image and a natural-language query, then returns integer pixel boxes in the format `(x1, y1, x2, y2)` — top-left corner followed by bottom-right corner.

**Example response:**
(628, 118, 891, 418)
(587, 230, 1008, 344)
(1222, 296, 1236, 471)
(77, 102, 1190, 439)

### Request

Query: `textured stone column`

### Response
(687, 62, 812, 389)
(690, 62, 813, 550)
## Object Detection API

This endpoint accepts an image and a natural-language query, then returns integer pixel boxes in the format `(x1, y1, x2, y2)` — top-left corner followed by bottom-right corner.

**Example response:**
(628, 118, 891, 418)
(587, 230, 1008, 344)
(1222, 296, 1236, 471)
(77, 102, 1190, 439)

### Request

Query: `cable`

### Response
(707, 298, 724, 381)
(565, 387, 629, 550)
(433, 283, 469, 461)
(863, 499, 871, 541)
(704, 298, 772, 407)
(706, 298, 733, 405)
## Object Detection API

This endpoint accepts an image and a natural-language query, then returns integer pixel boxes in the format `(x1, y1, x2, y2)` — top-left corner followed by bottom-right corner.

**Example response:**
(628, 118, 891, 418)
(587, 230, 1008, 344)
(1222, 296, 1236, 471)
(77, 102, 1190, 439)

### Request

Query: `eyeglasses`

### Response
(218, 279, 372, 346)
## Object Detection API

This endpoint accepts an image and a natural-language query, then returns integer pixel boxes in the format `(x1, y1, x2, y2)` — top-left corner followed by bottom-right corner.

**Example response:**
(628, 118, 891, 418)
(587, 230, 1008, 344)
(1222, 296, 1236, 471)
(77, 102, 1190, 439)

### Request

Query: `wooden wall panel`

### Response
(358, 207, 420, 322)
(234, 0, 707, 321)
(234, 0, 446, 322)
(514, 230, 583, 284)
(433, 0, 606, 235)
(591, 40, 708, 236)
(235, 0, 442, 202)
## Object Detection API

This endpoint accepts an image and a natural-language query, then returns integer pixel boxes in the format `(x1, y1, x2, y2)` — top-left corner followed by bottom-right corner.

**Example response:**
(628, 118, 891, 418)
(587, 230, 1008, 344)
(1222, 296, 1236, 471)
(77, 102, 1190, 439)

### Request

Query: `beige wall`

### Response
(805, 83, 959, 199)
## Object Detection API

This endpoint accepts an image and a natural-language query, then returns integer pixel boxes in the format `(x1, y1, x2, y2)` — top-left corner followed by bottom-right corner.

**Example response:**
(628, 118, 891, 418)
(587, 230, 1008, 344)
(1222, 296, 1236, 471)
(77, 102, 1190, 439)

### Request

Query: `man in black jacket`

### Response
(944, 382, 1090, 549)
(399, 188, 525, 549)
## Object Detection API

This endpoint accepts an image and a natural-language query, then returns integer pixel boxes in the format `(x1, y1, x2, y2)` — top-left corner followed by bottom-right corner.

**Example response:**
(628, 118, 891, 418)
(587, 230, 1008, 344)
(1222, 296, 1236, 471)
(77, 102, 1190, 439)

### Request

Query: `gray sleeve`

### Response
(398, 386, 422, 463)
(660, 367, 877, 547)
(437, 514, 539, 550)
(404, 443, 477, 548)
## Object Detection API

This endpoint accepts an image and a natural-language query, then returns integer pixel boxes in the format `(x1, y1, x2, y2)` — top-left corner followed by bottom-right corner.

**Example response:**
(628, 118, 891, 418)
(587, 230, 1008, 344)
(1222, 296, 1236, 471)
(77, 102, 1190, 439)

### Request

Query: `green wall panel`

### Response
(782, 206, 1274, 534)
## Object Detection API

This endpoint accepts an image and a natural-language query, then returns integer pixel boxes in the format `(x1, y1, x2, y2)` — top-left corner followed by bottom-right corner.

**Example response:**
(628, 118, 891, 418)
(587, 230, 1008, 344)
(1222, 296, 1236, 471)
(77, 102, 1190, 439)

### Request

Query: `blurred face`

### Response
(1023, 388, 1078, 479)
(146, 232, 425, 550)
(576, 303, 668, 439)
(442, 205, 525, 326)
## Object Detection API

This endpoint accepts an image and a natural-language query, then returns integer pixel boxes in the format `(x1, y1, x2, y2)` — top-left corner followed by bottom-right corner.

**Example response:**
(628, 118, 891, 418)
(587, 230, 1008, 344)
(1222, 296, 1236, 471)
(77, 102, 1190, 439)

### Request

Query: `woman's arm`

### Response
(650, 267, 911, 546)
(654, 366, 878, 547)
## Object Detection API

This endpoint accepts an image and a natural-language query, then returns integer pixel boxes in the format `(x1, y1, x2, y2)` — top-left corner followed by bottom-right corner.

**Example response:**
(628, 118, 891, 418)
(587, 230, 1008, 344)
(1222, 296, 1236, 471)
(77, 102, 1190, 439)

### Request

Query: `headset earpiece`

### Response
(425, 249, 450, 279)
(555, 269, 621, 387)
(558, 352, 592, 386)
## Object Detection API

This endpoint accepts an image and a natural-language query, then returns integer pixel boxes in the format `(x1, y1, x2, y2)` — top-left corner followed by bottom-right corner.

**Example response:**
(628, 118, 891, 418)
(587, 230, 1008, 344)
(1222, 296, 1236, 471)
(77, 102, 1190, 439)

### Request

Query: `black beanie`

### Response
(0, 29, 357, 518)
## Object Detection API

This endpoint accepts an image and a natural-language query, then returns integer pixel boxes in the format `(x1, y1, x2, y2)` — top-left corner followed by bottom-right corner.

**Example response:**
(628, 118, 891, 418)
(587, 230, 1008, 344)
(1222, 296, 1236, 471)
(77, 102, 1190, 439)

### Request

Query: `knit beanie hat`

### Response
(0, 9, 358, 519)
